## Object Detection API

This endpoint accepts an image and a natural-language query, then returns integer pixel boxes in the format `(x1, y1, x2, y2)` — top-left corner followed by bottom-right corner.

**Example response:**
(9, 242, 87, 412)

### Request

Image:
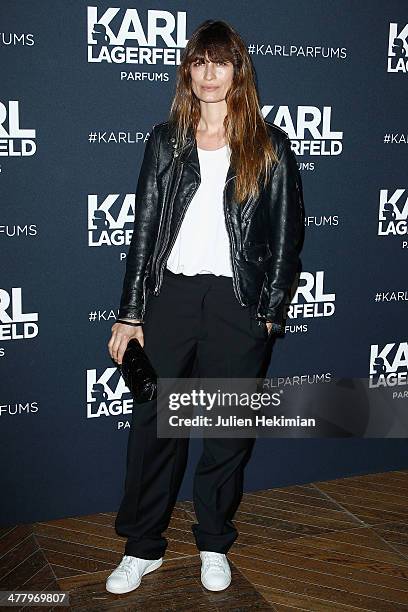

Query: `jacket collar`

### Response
(168, 123, 236, 184)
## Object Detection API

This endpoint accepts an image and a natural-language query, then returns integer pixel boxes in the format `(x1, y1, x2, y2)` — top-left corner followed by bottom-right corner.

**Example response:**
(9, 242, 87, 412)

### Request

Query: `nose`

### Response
(204, 61, 216, 80)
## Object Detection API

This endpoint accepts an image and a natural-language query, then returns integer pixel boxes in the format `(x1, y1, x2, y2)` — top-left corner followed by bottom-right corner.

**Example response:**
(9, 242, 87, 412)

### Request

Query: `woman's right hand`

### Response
(108, 320, 144, 365)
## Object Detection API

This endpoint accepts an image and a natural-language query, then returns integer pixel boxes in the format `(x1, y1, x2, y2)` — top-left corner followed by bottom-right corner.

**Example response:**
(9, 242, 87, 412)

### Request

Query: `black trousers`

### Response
(114, 268, 271, 559)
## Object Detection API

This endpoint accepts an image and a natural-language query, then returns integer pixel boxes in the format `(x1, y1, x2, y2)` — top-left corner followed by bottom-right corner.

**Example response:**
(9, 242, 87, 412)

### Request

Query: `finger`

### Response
(107, 332, 117, 360)
(111, 333, 124, 363)
(116, 336, 131, 365)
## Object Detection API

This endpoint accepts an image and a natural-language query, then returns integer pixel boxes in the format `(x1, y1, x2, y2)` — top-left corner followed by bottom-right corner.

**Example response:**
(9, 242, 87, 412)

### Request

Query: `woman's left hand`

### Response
(266, 321, 273, 335)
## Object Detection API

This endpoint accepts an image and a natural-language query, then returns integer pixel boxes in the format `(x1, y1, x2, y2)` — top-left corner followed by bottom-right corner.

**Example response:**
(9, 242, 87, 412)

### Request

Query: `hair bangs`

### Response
(187, 30, 235, 67)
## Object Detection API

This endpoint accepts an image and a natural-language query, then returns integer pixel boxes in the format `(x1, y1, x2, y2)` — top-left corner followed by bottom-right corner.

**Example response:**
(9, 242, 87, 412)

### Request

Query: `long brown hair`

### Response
(168, 19, 279, 204)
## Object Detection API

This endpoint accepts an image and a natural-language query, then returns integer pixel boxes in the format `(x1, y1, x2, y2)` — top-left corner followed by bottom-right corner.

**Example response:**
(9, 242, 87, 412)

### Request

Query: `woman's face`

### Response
(189, 51, 234, 103)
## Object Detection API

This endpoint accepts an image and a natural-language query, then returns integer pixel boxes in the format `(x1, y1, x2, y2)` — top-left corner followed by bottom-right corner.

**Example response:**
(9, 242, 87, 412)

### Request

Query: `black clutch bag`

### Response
(120, 338, 158, 403)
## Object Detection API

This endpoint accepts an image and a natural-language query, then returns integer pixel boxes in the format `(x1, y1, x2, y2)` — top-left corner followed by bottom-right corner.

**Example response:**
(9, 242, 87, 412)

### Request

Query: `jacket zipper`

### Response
(154, 181, 199, 294)
(151, 188, 171, 274)
(152, 155, 179, 292)
(153, 161, 191, 294)
(223, 176, 245, 306)
(241, 195, 254, 224)
(242, 193, 264, 229)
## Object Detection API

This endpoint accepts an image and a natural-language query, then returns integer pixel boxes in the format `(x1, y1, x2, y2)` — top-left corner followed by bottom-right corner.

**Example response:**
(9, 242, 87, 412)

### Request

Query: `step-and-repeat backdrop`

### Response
(1, 1, 407, 525)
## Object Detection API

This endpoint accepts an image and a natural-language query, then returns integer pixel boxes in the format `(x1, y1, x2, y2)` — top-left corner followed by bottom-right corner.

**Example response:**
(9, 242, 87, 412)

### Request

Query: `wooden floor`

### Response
(1, 469, 408, 611)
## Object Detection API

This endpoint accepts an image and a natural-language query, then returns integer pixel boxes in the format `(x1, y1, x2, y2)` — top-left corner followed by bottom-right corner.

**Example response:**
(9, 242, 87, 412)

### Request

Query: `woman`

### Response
(106, 19, 304, 595)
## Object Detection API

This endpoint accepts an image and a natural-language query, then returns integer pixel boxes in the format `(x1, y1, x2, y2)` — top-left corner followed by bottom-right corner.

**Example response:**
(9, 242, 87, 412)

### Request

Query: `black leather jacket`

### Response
(118, 120, 305, 334)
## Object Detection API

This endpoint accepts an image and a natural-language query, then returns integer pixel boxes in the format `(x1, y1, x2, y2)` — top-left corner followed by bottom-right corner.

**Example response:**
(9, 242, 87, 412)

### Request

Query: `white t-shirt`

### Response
(166, 144, 233, 277)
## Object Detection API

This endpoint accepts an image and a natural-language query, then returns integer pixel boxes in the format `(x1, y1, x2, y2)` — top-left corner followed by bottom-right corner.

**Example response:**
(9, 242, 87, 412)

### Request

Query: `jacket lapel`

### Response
(170, 125, 237, 185)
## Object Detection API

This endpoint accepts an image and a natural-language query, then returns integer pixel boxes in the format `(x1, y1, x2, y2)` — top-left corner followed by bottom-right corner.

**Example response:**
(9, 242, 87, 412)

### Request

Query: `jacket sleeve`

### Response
(117, 125, 159, 321)
(265, 135, 305, 333)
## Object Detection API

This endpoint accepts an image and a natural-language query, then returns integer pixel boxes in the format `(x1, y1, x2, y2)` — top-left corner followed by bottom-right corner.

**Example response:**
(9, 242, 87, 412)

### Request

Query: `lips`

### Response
(202, 86, 218, 91)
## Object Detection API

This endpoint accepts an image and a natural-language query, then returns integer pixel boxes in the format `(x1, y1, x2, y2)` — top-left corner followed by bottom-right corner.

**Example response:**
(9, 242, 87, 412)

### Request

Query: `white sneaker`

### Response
(200, 551, 232, 591)
(105, 554, 163, 594)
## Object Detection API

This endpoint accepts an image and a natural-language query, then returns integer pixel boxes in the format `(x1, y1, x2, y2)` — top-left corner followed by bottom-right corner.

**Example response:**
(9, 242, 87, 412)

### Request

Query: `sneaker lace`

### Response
(116, 555, 139, 575)
(202, 551, 227, 572)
